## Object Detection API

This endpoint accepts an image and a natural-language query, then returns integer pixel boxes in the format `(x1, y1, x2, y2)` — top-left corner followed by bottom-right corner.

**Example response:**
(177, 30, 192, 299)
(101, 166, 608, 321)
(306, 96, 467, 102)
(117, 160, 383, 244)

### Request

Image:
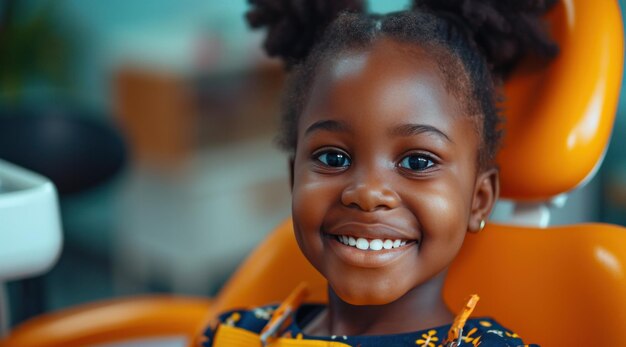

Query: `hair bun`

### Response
(413, 0, 559, 76)
(246, 0, 365, 68)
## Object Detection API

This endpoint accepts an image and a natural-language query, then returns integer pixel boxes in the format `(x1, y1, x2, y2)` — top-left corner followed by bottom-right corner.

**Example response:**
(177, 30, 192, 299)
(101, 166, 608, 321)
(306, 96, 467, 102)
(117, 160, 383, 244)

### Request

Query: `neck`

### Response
(305, 270, 453, 336)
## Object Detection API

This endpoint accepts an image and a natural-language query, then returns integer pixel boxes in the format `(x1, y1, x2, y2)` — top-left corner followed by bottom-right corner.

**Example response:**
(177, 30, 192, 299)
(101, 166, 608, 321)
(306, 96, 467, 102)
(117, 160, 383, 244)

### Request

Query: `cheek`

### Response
(418, 177, 470, 217)
(291, 154, 345, 227)
(292, 177, 333, 230)
(291, 167, 339, 269)
(410, 179, 471, 258)
(423, 192, 469, 237)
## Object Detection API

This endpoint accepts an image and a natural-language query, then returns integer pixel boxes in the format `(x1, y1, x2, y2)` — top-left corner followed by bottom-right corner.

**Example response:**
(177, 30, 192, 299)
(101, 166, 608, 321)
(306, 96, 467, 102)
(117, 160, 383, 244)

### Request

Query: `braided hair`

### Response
(246, 0, 558, 167)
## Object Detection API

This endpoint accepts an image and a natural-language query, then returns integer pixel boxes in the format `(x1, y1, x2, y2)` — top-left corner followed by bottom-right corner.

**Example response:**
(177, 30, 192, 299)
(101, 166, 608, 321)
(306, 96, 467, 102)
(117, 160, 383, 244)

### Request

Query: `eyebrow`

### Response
(304, 120, 351, 136)
(389, 123, 453, 143)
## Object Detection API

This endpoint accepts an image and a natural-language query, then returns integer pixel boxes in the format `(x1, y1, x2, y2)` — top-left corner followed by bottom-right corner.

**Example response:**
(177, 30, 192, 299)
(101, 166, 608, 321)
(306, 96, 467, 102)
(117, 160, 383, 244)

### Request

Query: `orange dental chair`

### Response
(1, 0, 624, 346)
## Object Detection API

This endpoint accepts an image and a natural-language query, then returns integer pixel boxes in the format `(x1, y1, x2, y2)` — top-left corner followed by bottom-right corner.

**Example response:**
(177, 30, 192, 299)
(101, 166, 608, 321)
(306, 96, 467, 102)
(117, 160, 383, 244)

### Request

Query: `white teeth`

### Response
(356, 238, 369, 250)
(383, 239, 393, 249)
(369, 239, 383, 251)
(336, 235, 411, 251)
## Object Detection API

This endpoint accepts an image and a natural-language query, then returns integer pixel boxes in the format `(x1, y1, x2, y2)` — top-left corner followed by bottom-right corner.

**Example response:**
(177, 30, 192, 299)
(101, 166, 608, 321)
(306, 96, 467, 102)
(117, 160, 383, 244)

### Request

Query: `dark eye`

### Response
(399, 154, 435, 171)
(316, 151, 351, 168)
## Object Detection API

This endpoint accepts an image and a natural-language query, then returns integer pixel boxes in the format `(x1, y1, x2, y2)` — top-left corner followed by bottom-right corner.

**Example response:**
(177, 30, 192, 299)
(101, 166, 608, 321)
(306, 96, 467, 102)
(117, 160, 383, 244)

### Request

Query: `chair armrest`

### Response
(0, 295, 212, 347)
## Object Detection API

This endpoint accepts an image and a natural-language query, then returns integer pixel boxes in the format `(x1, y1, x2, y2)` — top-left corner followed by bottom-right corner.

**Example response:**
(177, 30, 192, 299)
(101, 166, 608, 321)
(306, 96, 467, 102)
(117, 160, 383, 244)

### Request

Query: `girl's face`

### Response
(291, 38, 497, 305)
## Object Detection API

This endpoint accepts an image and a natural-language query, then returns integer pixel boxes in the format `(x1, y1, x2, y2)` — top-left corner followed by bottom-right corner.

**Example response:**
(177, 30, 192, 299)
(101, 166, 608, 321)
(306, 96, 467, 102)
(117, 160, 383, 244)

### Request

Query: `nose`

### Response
(340, 169, 401, 212)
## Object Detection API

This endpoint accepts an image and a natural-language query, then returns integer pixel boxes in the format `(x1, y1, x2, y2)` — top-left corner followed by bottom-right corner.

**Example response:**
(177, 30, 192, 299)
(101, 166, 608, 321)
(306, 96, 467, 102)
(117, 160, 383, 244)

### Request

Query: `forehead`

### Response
(300, 38, 469, 135)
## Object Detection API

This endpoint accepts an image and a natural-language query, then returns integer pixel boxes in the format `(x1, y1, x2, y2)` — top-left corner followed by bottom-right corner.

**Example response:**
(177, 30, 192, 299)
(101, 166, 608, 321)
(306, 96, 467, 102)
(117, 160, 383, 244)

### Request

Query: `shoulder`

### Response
(464, 318, 540, 347)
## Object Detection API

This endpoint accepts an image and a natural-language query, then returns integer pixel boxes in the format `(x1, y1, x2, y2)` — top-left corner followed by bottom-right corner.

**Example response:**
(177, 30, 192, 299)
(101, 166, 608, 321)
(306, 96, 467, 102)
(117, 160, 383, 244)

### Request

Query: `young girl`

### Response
(203, 0, 557, 346)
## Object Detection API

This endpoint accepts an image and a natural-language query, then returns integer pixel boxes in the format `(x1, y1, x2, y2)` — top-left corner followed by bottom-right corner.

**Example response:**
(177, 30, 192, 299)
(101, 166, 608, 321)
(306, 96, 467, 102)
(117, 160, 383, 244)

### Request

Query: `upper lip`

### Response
(325, 222, 418, 241)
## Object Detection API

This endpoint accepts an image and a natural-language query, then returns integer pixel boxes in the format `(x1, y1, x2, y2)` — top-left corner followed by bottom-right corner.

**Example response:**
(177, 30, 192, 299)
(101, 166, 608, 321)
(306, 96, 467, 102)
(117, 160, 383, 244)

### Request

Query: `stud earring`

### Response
(470, 219, 486, 233)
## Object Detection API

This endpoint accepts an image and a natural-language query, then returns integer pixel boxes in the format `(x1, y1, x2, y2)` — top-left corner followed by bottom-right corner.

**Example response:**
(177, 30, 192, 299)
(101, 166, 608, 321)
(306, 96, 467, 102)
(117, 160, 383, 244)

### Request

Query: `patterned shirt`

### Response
(203, 304, 539, 347)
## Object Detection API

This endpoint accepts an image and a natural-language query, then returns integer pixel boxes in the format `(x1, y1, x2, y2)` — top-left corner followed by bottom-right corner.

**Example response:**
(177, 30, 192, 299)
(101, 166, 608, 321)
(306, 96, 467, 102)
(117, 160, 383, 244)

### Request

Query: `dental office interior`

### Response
(1, 0, 626, 345)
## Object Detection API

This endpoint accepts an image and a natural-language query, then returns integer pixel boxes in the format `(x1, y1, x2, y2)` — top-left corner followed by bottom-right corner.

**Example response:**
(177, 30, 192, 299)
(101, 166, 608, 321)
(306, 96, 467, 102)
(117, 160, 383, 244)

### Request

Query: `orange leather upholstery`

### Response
(0, 296, 212, 347)
(497, 0, 623, 200)
(444, 223, 626, 346)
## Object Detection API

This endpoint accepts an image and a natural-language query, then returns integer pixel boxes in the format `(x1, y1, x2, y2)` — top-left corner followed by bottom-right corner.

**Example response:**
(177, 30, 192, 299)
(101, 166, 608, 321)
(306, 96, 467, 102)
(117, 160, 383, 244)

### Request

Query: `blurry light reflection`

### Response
(594, 246, 623, 279)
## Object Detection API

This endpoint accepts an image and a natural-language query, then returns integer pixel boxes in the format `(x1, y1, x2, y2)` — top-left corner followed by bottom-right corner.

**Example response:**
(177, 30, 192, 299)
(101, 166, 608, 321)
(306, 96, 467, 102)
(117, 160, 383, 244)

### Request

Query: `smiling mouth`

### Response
(333, 234, 418, 251)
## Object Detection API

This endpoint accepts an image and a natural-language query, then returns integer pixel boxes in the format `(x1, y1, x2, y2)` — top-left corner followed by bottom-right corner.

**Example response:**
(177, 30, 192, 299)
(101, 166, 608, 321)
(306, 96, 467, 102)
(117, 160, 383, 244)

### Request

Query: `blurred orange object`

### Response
(1, 0, 623, 346)
(114, 68, 195, 166)
(0, 296, 212, 347)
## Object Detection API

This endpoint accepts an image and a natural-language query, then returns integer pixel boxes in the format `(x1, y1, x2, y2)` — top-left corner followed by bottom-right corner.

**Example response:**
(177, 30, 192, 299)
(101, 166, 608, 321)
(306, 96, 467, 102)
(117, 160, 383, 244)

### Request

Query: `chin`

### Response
(330, 279, 408, 306)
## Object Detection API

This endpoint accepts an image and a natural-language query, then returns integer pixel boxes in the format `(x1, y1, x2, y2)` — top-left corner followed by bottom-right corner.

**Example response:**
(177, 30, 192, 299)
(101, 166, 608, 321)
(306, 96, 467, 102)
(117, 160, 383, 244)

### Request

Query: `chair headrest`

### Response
(498, 0, 623, 201)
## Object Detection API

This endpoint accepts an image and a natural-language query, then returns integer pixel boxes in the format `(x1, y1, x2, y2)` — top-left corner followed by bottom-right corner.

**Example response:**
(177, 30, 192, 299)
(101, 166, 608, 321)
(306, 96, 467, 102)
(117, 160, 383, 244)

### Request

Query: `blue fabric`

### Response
(203, 303, 539, 347)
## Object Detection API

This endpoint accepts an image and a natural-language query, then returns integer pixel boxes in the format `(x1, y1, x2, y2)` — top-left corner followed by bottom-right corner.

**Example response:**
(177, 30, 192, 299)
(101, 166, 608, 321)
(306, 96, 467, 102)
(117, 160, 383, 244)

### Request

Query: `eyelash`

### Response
(313, 149, 438, 173)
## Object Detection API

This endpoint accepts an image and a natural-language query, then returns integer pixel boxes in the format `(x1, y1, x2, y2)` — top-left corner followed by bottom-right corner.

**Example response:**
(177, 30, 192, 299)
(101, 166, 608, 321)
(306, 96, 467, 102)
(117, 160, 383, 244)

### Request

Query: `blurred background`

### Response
(1, 0, 625, 328)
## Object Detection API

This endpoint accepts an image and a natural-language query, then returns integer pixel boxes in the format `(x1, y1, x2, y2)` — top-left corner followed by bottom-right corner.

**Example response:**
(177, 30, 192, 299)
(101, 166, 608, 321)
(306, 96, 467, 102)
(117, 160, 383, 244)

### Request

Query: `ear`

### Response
(288, 156, 295, 192)
(468, 168, 499, 232)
